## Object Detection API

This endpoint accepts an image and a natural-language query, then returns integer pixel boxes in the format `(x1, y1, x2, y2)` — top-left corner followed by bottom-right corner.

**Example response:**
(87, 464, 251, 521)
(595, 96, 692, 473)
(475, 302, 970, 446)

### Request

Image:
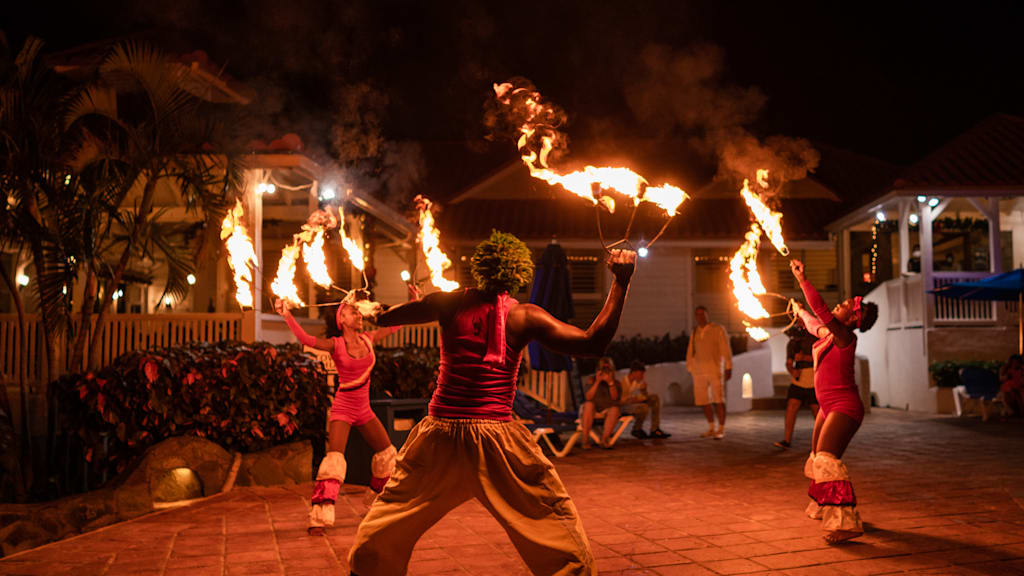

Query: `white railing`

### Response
(0, 313, 243, 384)
(378, 323, 441, 349)
(932, 272, 996, 324)
(520, 370, 572, 412)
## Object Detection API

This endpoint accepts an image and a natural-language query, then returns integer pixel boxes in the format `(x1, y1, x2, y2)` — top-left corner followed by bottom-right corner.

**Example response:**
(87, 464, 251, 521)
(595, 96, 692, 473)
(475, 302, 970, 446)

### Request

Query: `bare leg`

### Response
(601, 406, 621, 446)
(811, 408, 825, 453)
(328, 420, 352, 453)
(815, 411, 860, 458)
(782, 398, 801, 444)
(715, 402, 726, 427)
(581, 402, 595, 448)
(357, 417, 391, 452)
(702, 405, 714, 425)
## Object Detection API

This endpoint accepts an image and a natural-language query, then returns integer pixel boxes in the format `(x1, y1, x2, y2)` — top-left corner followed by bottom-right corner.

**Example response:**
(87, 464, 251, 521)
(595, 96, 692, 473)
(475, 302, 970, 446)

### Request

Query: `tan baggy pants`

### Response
(348, 416, 595, 576)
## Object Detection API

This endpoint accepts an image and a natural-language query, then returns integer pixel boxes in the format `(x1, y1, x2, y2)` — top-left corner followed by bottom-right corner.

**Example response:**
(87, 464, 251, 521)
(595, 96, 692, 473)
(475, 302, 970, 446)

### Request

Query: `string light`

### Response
(870, 222, 878, 280)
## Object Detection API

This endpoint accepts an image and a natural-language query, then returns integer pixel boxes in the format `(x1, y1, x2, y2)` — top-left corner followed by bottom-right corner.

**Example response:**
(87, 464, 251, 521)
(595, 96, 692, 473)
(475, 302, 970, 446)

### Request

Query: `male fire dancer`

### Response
(348, 230, 637, 576)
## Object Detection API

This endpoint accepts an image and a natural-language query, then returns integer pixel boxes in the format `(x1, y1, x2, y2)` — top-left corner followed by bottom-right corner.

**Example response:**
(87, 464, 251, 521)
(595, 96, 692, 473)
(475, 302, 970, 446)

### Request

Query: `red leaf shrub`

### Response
(55, 341, 330, 487)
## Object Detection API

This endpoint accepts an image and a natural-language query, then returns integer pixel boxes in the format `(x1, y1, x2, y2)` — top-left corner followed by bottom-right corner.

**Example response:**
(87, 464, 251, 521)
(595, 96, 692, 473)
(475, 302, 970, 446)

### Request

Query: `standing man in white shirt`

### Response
(686, 305, 732, 439)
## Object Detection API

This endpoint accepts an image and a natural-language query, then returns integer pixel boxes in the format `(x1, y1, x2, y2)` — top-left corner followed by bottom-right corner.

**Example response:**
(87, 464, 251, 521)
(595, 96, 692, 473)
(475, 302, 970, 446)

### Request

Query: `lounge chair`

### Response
(954, 366, 1003, 421)
(512, 390, 583, 457)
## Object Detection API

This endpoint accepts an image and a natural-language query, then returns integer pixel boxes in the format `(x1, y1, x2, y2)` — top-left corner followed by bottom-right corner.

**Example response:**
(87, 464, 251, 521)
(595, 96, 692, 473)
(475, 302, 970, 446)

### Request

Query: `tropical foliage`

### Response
(0, 36, 245, 499)
(370, 346, 440, 399)
(54, 342, 329, 490)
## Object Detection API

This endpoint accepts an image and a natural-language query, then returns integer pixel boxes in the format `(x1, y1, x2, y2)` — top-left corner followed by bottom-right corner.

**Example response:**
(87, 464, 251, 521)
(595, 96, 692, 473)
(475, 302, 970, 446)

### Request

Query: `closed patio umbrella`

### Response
(528, 241, 574, 372)
(929, 268, 1024, 354)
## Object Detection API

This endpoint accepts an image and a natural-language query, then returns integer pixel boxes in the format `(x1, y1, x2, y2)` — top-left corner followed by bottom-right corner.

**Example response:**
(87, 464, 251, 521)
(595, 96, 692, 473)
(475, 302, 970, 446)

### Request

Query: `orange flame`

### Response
(415, 195, 460, 292)
(272, 209, 339, 306)
(271, 243, 304, 307)
(336, 204, 366, 271)
(220, 199, 259, 308)
(730, 223, 770, 320)
(494, 82, 688, 217)
(740, 171, 788, 256)
(743, 322, 771, 342)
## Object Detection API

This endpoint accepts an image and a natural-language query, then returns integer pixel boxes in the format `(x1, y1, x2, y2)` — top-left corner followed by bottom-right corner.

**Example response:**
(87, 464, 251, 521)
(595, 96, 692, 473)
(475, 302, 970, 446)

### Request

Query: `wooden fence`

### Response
(0, 313, 243, 385)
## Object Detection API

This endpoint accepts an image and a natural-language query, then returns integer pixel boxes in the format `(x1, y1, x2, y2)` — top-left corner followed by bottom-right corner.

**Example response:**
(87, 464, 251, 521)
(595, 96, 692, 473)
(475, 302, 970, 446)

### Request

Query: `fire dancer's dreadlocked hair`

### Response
(471, 230, 534, 295)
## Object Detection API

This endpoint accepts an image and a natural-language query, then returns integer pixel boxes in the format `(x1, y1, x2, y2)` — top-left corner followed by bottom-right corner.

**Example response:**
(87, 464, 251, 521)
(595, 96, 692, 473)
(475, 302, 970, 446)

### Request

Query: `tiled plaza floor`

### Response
(2, 407, 1024, 575)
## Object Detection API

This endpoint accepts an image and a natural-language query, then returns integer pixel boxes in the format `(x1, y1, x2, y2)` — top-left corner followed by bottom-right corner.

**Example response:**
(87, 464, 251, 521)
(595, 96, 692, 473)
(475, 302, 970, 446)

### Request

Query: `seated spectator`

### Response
(581, 357, 622, 449)
(622, 361, 671, 439)
(999, 354, 1024, 416)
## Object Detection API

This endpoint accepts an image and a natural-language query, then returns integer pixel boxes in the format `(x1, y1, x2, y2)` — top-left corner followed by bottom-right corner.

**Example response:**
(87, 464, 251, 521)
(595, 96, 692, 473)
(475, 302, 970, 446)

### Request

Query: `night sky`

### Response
(5, 1, 1023, 166)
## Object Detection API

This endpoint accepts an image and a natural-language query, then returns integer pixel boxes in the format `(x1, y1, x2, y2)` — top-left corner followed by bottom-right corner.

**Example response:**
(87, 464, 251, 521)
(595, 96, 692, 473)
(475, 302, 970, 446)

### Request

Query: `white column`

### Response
(920, 201, 934, 331)
(840, 230, 852, 299)
(898, 200, 911, 275)
(988, 197, 1002, 274)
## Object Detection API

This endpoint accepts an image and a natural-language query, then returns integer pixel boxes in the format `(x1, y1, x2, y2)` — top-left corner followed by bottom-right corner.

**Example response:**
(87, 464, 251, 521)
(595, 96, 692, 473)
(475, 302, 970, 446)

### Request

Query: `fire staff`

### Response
(348, 231, 637, 576)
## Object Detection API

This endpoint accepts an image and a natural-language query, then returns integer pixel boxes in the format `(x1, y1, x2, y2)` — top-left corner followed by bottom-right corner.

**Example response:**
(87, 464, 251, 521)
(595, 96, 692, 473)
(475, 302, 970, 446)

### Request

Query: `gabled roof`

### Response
(893, 114, 1024, 191)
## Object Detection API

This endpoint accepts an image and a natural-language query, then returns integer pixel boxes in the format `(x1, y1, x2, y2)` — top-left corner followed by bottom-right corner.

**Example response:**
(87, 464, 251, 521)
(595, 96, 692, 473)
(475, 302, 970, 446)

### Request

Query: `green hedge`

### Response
(55, 341, 330, 483)
(371, 346, 440, 399)
(928, 360, 1002, 388)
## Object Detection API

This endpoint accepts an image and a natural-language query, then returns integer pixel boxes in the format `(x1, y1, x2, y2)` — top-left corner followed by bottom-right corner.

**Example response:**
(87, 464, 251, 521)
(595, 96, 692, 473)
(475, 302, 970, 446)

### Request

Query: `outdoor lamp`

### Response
(16, 273, 29, 287)
(186, 273, 197, 285)
(928, 198, 940, 207)
(909, 213, 919, 225)
(875, 211, 885, 222)
(320, 186, 336, 201)
(917, 195, 927, 203)
(638, 246, 649, 258)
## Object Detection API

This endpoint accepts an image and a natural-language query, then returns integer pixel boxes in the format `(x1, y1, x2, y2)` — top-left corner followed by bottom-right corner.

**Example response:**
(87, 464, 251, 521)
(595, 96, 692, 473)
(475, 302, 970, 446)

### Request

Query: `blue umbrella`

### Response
(930, 268, 1024, 353)
(529, 241, 575, 371)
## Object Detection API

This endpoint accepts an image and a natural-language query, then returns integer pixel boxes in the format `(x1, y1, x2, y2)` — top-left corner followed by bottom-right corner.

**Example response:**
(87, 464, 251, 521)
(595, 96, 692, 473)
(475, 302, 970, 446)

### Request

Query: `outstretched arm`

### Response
(275, 299, 333, 351)
(368, 283, 423, 343)
(515, 249, 636, 357)
(374, 289, 461, 327)
(790, 260, 854, 347)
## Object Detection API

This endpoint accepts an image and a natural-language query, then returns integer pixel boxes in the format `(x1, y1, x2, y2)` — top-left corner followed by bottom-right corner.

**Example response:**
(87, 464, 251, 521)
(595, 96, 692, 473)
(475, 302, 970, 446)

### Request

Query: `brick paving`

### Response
(2, 407, 1024, 575)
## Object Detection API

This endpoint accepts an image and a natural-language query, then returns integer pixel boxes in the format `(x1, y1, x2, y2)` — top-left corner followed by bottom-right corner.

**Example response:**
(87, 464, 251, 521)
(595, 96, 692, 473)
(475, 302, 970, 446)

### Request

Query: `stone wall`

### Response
(0, 437, 312, 558)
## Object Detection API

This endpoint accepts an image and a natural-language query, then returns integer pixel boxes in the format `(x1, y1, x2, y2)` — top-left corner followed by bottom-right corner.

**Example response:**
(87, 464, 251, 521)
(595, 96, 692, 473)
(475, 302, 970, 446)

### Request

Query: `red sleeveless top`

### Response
(429, 289, 521, 420)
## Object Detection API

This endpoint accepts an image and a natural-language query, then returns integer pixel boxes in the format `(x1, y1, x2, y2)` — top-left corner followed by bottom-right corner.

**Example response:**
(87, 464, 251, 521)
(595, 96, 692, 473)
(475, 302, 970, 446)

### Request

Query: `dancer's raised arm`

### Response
(790, 260, 854, 347)
(275, 299, 333, 351)
(510, 249, 636, 357)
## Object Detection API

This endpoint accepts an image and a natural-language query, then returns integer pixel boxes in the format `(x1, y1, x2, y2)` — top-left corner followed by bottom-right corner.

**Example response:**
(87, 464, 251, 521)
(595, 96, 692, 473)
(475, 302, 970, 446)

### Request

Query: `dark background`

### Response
(5, 1, 1022, 165)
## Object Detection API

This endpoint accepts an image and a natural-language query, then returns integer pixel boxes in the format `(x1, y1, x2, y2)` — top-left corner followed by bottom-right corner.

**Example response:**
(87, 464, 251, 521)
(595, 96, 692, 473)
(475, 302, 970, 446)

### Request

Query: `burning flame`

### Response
(493, 82, 688, 217)
(740, 171, 788, 256)
(729, 223, 770, 320)
(271, 208, 339, 307)
(414, 195, 460, 292)
(729, 169, 791, 340)
(220, 200, 259, 308)
(743, 322, 771, 342)
(336, 204, 366, 271)
(271, 243, 304, 307)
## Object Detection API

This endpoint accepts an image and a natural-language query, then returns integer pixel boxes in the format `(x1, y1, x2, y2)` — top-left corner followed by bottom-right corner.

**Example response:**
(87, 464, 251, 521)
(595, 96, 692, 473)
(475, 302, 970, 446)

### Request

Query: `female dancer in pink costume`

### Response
(790, 259, 878, 544)
(275, 287, 416, 536)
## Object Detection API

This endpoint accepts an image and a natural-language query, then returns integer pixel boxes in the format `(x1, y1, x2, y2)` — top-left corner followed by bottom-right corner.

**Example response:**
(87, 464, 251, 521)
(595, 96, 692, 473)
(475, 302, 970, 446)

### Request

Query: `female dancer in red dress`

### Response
(275, 287, 416, 535)
(790, 259, 878, 544)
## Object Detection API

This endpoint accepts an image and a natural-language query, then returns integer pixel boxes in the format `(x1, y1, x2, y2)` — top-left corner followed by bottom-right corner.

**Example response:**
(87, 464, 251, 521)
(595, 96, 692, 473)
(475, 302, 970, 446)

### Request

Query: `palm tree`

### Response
(0, 35, 79, 499)
(64, 41, 245, 370)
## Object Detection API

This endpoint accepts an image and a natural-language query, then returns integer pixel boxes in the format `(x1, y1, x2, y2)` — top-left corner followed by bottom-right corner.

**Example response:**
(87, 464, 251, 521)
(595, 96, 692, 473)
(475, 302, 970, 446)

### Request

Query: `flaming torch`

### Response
(493, 81, 688, 247)
(415, 195, 460, 292)
(271, 208, 338, 307)
(336, 204, 366, 273)
(729, 170, 791, 341)
(220, 199, 260, 308)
